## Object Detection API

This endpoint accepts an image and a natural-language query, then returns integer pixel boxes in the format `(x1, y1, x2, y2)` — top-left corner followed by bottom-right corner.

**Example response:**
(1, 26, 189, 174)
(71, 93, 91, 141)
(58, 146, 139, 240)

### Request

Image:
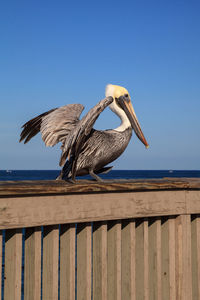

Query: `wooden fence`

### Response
(0, 178, 200, 300)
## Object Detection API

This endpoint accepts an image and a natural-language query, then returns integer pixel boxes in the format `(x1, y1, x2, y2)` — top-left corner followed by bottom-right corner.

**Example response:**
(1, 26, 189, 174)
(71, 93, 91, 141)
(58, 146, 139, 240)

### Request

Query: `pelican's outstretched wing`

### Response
(19, 104, 84, 146)
(59, 96, 113, 179)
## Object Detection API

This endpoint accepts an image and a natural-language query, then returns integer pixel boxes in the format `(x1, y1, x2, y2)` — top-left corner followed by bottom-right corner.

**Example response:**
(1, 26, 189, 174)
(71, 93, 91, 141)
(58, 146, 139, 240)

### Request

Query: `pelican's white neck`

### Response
(109, 101, 131, 132)
(105, 84, 131, 132)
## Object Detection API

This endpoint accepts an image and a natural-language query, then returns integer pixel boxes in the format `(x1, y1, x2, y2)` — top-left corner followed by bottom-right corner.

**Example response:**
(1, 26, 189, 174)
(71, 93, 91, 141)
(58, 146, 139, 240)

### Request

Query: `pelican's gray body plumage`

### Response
(20, 84, 148, 181)
(60, 127, 132, 180)
(76, 128, 132, 173)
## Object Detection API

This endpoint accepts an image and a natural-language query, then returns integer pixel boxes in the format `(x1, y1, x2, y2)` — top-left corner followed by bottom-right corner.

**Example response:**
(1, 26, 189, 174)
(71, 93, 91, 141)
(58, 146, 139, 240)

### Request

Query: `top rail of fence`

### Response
(0, 178, 200, 197)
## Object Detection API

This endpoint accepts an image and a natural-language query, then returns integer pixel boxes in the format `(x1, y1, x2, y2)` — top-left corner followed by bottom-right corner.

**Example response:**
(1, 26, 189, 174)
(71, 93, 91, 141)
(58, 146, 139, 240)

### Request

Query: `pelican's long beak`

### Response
(117, 96, 149, 148)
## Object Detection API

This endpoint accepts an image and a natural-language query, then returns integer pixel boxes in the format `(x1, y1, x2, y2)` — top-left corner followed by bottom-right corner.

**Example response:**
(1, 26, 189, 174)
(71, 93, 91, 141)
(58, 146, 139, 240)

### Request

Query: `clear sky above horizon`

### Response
(0, 0, 200, 170)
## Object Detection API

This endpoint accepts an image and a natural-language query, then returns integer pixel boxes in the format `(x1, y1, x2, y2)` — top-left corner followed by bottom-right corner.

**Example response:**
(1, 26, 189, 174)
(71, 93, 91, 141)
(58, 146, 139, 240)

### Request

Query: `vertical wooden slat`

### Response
(136, 219, 144, 300)
(4, 229, 22, 300)
(107, 220, 121, 300)
(24, 227, 41, 300)
(197, 216, 200, 300)
(77, 223, 92, 300)
(176, 215, 182, 300)
(181, 214, 192, 300)
(191, 215, 200, 300)
(176, 214, 192, 300)
(149, 219, 155, 300)
(93, 221, 107, 300)
(43, 225, 59, 300)
(161, 218, 170, 300)
(144, 219, 149, 300)
(121, 219, 135, 300)
(0, 231, 2, 300)
(60, 224, 76, 300)
(168, 217, 176, 299)
(161, 216, 176, 300)
(156, 219, 162, 299)
(148, 218, 161, 300)
(136, 218, 148, 300)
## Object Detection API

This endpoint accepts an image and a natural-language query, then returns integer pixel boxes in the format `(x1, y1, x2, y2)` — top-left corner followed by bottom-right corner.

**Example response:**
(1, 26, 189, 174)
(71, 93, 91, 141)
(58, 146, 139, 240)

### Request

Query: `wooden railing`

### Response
(0, 178, 200, 300)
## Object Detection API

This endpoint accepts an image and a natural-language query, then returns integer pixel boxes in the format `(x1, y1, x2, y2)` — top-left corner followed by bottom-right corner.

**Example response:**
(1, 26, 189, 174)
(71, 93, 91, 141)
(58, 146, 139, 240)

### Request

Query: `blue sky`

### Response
(0, 0, 200, 170)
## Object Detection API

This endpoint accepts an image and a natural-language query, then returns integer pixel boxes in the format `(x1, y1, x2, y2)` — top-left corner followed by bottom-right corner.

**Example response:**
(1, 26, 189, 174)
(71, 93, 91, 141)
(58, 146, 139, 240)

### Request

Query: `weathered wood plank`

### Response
(191, 215, 200, 300)
(0, 178, 199, 197)
(181, 215, 192, 300)
(77, 223, 92, 300)
(4, 229, 22, 300)
(161, 217, 176, 300)
(121, 219, 135, 300)
(156, 219, 162, 300)
(175, 215, 192, 300)
(161, 218, 170, 300)
(0, 190, 198, 230)
(144, 219, 149, 300)
(186, 190, 200, 214)
(0, 231, 2, 300)
(60, 224, 76, 300)
(168, 217, 176, 299)
(24, 227, 41, 300)
(165, 177, 200, 189)
(136, 219, 145, 300)
(93, 221, 107, 300)
(175, 215, 182, 300)
(42, 225, 59, 300)
(107, 220, 121, 300)
(196, 216, 200, 299)
(148, 218, 161, 300)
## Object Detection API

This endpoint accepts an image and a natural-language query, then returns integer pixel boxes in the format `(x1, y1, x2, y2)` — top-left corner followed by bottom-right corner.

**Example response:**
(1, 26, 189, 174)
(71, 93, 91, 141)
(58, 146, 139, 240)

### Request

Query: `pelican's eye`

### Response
(124, 94, 130, 102)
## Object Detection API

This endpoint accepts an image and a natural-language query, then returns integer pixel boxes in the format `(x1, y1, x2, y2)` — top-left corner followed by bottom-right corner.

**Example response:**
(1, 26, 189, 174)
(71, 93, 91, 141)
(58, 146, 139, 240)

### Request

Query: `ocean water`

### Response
(0, 169, 200, 181)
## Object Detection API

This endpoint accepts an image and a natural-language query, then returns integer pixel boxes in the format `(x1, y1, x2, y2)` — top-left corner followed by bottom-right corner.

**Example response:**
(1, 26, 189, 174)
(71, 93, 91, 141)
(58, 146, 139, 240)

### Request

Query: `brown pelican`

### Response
(20, 84, 149, 181)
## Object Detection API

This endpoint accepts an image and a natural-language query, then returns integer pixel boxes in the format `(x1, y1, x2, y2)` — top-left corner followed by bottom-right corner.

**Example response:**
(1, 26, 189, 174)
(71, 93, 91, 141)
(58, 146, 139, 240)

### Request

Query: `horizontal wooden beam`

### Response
(0, 189, 199, 229)
(0, 178, 200, 197)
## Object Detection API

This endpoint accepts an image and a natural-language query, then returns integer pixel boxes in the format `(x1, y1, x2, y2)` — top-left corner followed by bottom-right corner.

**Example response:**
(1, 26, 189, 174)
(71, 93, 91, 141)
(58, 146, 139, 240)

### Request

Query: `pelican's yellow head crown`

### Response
(105, 84, 130, 99)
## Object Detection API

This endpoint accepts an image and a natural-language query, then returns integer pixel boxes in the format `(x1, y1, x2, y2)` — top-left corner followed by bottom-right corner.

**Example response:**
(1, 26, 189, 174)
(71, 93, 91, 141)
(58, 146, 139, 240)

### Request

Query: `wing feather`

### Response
(19, 109, 56, 144)
(20, 97, 113, 180)
(59, 96, 113, 179)
(20, 104, 84, 146)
